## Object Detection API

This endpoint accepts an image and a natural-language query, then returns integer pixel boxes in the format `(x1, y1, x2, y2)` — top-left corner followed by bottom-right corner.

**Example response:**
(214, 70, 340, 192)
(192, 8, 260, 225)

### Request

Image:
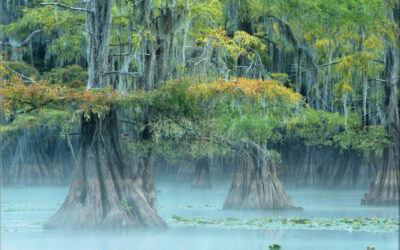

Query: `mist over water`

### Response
(2, 177, 399, 250)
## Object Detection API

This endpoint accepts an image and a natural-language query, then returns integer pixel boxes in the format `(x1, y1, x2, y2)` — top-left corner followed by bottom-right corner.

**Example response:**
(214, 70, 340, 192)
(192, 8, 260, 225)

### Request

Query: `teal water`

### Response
(1, 181, 399, 250)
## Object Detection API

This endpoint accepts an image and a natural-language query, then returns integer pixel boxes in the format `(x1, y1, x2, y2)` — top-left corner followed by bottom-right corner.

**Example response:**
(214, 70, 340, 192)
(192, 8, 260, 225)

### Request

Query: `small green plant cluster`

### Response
(268, 244, 281, 250)
(120, 197, 133, 212)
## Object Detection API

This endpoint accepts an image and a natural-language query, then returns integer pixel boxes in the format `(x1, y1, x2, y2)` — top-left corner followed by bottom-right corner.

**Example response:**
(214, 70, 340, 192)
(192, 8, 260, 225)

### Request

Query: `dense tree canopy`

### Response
(0, 0, 399, 229)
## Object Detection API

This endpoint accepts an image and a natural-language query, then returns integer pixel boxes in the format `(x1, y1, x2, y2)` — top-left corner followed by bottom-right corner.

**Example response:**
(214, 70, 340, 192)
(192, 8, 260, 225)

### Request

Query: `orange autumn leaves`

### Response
(188, 78, 302, 105)
(2, 63, 301, 123)
(0, 68, 131, 118)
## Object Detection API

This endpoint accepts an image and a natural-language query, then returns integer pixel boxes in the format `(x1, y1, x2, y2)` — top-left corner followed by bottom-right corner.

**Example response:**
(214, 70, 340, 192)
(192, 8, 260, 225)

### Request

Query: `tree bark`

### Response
(86, 0, 112, 89)
(45, 0, 166, 229)
(45, 111, 166, 229)
(191, 157, 212, 189)
(362, 19, 400, 205)
(223, 143, 296, 210)
(5, 131, 73, 186)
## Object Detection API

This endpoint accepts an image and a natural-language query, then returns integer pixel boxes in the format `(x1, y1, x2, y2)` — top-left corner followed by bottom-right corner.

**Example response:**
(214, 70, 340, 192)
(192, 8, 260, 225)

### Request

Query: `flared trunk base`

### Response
(44, 111, 166, 229)
(223, 144, 296, 210)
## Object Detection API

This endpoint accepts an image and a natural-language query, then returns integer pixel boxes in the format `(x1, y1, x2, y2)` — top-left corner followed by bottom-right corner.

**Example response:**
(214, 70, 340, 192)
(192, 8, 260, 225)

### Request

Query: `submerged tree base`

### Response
(223, 143, 296, 210)
(4, 131, 73, 186)
(192, 157, 212, 189)
(44, 111, 166, 229)
(361, 148, 399, 206)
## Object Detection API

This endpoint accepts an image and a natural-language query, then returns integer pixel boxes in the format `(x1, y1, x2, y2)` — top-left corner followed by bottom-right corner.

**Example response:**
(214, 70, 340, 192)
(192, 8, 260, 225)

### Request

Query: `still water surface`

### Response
(2, 180, 399, 250)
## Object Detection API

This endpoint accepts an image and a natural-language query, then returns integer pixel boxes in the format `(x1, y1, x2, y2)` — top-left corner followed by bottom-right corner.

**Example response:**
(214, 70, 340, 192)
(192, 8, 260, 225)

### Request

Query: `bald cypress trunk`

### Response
(362, 17, 400, 205)
(5, 131, 73, 186)
(45, 0, 166, 229)
(192, 157, 212, 189)
(223, 143, 295, 210)
(175, 160, 195, 181)
(45, 111, 165, 229)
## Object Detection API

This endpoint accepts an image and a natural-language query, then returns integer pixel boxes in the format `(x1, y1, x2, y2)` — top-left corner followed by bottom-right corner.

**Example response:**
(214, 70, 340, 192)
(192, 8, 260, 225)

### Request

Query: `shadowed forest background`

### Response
(0, 0, 399, 249)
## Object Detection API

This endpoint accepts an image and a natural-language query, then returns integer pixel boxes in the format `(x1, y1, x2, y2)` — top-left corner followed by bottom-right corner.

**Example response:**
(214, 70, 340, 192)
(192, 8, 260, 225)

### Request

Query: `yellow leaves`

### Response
(131, 33, 142, 48)
(207, 30, 265, 62)
(341, 82, 353, 93)
(363, 34, 383, 50)
(188, 78, 302, 106)
(273, 23, 279, 34)
(314, 38, 330, 50)
(334, 81, 353, 98)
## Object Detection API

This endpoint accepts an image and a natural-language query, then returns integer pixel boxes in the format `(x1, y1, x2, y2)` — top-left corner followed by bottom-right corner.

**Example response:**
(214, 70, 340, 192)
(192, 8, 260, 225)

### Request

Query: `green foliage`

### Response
(0, 0, 86, 63)
(1, 0, 395, 165)
(44, 64, 87, 88)
(2, 61, 40, 80)
(287, 108, 389, 158)
(268, 244, 281, 250)
(171, 215, 399, 233)
(0, 109, 70, 134)
(333, 126, 390, 159)
(120, 197, 133, 212)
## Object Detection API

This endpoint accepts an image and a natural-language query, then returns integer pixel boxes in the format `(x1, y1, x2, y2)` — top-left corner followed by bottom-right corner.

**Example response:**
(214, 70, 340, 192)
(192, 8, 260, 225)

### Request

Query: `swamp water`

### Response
(1, 180, 399, 250)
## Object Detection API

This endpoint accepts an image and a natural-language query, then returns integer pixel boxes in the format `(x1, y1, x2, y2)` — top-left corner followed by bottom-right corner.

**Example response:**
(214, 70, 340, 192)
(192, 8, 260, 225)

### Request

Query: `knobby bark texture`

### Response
(45, 111, 166, 229)
(46, 0, 166, 229)
(86, 0, 112, 89)
(223, 143, 295, 210)
(191, 157, 212, 189)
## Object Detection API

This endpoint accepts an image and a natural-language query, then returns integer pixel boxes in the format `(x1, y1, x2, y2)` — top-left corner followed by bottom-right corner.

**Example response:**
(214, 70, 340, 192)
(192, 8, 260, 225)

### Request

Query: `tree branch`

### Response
(318, 60, 340, 68)
(1, 29, 44, 48)
(319, 59, 384, 68)
(40, 2, 92, 14)
(16, 106, 39, 114)
(109, 53, 131, 56)
(254, 34, 277, 45)
(368, 78, 386, 82)
(3, 64, 37, 83)
(102, 71, 140, 77)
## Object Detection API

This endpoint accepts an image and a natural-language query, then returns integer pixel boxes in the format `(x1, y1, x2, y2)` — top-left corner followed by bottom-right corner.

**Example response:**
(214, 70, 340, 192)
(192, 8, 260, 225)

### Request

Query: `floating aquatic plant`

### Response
(170, 215, 400, 233)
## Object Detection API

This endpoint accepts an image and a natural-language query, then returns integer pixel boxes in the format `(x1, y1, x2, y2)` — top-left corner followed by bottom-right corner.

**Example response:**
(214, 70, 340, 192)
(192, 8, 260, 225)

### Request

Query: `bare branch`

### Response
(40, 2, 92, 14)
(102, 71, 140, 77)
(1, 29, 44, 48)
(3, 64, 37, 83)
(121, 120, 139, 125)
(109, 43, 130, 47)
(368, 78, 386, 82)
(318, 61, 340, 68)
(19, 30, 44, 47)
(16, 106, 39, 114)
(373, 59, 384, 64)
(109, 53, 131, 56)
(254, 34, 277, 45)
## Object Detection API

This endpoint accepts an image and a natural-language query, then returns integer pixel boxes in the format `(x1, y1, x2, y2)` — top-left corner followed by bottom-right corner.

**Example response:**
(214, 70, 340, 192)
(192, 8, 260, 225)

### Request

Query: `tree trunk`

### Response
(191, 157, 212, 189)
(361, 146, 399, 205)
(362, 6, 399, 205)
(357, 157, 377, 189)
(175, 160, 195, 181)
(45, 0, 166, 229)
(296, 146, 321, 186)
(5, 131, 73, 186)
(223, 143, 296, 210)
(86, 0, 112, 89)
(135, 150, 157, 210)
(44, 111, 166, 229)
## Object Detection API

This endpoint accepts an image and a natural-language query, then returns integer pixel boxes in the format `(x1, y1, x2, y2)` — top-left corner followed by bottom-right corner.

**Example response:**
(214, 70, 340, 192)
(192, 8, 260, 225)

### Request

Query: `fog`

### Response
(2, 177, 398, 250)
